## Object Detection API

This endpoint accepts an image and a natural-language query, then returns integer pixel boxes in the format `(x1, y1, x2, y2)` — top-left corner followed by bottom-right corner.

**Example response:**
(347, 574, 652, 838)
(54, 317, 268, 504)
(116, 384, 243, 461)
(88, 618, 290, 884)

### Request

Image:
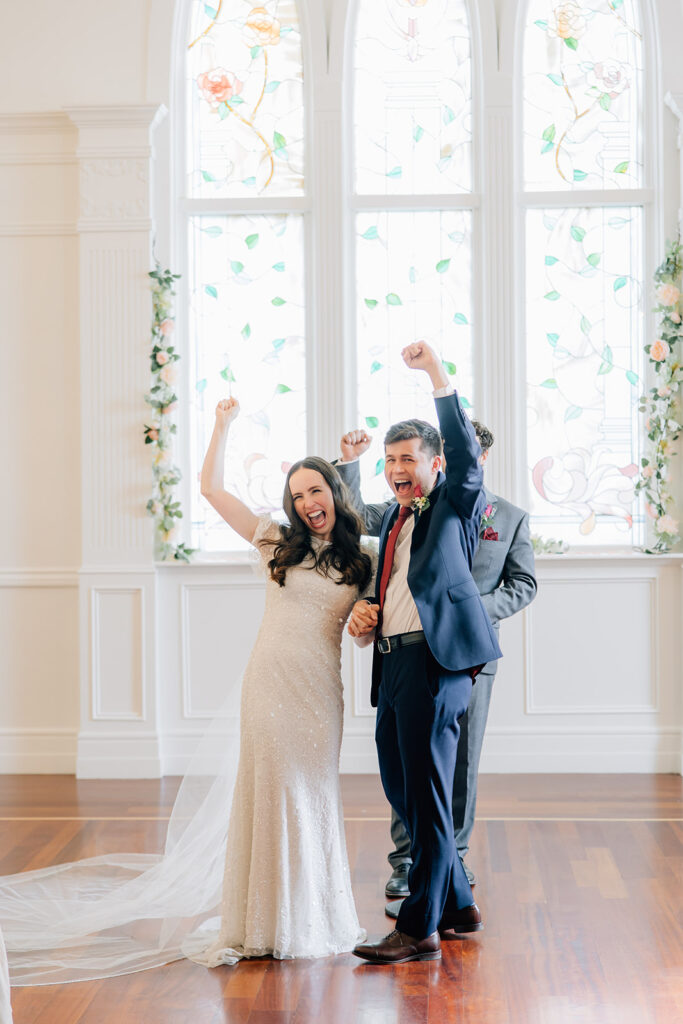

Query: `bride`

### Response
(0, 397, 374, 985)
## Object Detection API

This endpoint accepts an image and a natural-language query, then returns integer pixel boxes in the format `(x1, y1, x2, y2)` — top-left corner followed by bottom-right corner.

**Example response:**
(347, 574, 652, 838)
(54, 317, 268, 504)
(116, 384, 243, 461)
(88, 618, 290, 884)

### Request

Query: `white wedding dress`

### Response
(0, 515, 368, 986)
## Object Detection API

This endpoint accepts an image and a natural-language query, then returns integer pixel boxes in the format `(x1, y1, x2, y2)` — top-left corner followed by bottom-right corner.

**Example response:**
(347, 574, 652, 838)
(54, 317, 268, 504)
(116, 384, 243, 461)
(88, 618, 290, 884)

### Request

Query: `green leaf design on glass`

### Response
(614, 277, 627, 291)
(626, 370, 639, 386)
(386, 166, 402, 178)
(362, 226, 379, 241)
(436, 259, 451, 274)
(375, 457, 385, 476)
(241, 323, 251, 340)
(564, 37, 578, 50)
(547, 333, 559, 346)
(541, 141, 554, 155)
(615, 161, 629, 174)
(365, 416, 379, 428)
(204, 3, 217, 17)
(265, 81, 280, 93)
(272, 262, 285, 272)
(414, 125, 424, 142)
(544, 290, 561, 301)
(453, 313, 468, 325)
(201, 170, 215, 182)
(547, 73, 562, 85)
(564, 405, 582, 421)
(370, 361, 383, 373)
(545, 256, 558, 265)
(580, 316, 591, 334)
(272, 337, 286, 350)
(245, 234, 259, 249)
(573, 169, 588, 181)
(242, 177, 256, 187)
(598, 346, 614, 374)
(220, 366, 235, 382)
(364, 298, 378, 309)
(542, 124, 556, 143)
(271, 296, 286, 306)
(250, 45, 262, 59)
(385, 293, 402, 306)
(571, 226, 586, 242)
(230, 261, 244, 275)
(196, 378, 207, 392)
(202, 225, 222, 238)
(535, 19, 548, 29)
(218, 103, 230, 121)
(608, 216, 631, 228)
(273, 131, 287, 152)
(409, 266, 416, 284)
(442, 361, 457, 375)
(205, 285, 218, 299)
(460, 397, 472, 409)
(587, 253, 601, 267)
(276, 383, 292, 394)
(443, 106, 455, 124)
(541, 378, 558, 388)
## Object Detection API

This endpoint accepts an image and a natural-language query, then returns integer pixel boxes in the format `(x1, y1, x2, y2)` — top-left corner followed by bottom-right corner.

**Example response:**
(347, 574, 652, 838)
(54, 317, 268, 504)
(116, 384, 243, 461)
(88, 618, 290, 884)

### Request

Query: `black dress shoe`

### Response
(352, 929, 441, 964)
(385, 863, 411, 898)
(385, 899, 483, 935)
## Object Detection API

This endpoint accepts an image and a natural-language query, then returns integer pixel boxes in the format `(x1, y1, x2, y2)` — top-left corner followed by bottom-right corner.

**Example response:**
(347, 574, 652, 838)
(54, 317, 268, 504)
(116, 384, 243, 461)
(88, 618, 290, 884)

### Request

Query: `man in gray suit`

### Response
(336, 420, 537, 895)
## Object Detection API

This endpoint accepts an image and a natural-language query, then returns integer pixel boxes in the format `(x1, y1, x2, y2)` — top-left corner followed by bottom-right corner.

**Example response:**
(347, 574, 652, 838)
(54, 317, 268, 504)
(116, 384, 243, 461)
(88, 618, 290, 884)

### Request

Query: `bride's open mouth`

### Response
(307, 509, 327, 529)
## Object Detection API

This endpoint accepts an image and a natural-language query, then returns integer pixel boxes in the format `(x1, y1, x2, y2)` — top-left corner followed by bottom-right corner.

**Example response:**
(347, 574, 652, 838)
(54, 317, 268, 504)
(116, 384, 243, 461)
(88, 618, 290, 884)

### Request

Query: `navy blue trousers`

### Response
(375, 641, 474, 938)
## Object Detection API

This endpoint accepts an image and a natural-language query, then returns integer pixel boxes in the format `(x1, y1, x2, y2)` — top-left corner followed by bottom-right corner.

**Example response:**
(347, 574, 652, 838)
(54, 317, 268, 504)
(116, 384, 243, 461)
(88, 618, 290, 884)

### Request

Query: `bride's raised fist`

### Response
(215, 397, 240, 427)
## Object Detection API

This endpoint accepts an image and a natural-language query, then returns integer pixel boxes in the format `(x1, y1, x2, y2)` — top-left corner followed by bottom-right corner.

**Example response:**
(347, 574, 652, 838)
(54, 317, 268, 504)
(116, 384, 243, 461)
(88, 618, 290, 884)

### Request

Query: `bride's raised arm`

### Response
(200, 398, 260, 544)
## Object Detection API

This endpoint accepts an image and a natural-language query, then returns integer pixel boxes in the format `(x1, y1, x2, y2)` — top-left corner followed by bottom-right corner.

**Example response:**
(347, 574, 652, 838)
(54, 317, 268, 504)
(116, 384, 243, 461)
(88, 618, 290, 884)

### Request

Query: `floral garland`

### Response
(635, 240, 683, 553)
(144, 266, 193, 563)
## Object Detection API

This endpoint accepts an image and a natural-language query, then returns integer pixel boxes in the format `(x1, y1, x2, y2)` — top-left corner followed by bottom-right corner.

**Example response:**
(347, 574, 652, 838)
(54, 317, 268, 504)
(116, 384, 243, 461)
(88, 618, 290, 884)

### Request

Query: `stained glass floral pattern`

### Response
(187, 1, 304, 196)
(188, 215, 306, 551)
(523, 0, 644, 191)
(526, 207, 644, 544)
(356, 211, 474, 502)
(353, 0, 473, 195)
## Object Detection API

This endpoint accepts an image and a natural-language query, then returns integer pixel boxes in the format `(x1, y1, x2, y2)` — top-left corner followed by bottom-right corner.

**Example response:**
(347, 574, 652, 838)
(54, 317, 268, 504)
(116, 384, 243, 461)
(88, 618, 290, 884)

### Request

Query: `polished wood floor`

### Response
(1, 774, 682, 1024)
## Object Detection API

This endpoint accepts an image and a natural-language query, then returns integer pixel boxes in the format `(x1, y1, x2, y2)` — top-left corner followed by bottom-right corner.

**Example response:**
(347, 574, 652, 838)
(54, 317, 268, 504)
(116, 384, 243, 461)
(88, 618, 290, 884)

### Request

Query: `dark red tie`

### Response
(378, 505, 412, 611)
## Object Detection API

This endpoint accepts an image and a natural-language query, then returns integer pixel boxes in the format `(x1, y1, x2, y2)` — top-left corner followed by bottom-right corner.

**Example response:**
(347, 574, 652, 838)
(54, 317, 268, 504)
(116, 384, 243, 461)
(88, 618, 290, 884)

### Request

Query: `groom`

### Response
(347, 342, 502, 964)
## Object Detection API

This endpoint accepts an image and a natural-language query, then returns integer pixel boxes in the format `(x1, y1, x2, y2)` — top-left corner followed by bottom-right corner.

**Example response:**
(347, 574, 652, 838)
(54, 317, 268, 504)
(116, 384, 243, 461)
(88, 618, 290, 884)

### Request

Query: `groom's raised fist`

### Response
(340, 429, 372, 463)
(401, 341, 438, 371)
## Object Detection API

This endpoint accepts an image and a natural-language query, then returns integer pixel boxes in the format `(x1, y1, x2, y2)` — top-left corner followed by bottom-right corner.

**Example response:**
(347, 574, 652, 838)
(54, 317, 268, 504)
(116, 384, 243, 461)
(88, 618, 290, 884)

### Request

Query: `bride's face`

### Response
(289, 467, 336, 541)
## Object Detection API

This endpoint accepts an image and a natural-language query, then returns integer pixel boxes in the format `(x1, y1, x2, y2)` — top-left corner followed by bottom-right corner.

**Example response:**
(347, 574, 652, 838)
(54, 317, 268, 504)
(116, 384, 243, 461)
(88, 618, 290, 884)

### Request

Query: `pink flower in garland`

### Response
(197, 69, 243, 109)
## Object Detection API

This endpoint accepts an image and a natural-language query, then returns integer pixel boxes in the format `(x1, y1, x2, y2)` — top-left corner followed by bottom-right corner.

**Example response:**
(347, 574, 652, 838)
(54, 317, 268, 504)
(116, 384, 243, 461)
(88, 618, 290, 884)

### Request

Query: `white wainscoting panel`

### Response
(524, 574, 658, 715)
(91, 587, 144, 720)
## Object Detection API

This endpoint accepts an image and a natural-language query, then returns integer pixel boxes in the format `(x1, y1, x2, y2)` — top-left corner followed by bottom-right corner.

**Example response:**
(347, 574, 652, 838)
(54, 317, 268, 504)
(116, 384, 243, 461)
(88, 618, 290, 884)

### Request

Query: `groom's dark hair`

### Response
(384, 419, 443, 460)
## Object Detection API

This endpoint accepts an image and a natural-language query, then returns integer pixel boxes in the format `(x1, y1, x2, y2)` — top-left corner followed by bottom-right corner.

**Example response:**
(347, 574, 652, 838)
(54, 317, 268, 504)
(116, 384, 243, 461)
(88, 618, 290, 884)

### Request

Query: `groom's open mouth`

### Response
(392, 479, 413, 497)
(307, 509, 327, 530)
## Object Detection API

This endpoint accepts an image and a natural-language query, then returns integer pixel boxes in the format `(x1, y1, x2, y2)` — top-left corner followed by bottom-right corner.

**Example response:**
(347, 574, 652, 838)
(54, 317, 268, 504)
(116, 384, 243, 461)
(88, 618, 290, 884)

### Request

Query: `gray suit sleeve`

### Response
(335, 460, 390, 537)
(480, 512, 537, 624)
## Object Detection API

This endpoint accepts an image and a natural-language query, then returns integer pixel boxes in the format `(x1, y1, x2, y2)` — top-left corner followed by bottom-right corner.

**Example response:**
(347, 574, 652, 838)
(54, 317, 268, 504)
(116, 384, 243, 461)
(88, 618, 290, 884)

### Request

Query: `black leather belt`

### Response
(376, 630, 426, 655)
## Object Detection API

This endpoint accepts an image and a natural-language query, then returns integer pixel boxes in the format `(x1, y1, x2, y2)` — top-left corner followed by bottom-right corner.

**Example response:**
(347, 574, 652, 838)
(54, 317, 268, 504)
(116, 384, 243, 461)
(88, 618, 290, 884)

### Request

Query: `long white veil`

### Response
(0, 674, 243, 987)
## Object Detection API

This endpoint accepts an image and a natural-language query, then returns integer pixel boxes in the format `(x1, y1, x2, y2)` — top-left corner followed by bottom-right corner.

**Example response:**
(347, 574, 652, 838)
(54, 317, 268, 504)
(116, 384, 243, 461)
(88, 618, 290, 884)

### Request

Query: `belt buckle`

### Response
(377, 637, 391, 654)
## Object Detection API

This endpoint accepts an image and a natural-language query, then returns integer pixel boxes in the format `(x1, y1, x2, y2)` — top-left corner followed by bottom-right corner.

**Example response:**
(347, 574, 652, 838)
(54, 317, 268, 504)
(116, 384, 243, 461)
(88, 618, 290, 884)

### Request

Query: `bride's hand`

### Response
(215, 398, 239, 429)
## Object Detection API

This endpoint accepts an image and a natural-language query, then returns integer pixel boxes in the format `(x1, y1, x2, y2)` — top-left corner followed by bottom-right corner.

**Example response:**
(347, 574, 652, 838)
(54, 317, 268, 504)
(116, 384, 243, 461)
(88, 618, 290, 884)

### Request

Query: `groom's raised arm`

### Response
(435, 393, 484, 521)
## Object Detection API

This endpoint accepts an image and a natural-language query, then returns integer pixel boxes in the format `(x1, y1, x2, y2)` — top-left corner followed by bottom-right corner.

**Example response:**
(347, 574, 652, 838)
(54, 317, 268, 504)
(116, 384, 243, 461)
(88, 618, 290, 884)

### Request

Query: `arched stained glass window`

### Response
(184, 1, 307, 550)
(352, 0, 476, 502)
(523, 0, 649, 545)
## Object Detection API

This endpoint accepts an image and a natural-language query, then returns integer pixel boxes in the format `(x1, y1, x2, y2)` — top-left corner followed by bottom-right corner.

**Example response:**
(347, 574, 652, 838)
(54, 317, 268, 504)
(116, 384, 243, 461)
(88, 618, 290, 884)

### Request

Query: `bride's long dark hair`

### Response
(260, 457, 373, 590)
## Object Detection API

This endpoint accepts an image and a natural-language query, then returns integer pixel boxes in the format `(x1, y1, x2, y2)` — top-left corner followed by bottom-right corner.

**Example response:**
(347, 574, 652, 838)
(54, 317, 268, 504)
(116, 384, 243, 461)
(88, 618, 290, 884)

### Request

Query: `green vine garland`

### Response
(145, 266, 194, 562)
(635, 240, 683, 553)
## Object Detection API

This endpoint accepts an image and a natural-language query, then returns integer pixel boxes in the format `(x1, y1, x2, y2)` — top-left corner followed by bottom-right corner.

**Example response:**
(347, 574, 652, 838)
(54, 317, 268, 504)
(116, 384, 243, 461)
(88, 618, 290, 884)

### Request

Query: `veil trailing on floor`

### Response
(0, 674, 243, 987)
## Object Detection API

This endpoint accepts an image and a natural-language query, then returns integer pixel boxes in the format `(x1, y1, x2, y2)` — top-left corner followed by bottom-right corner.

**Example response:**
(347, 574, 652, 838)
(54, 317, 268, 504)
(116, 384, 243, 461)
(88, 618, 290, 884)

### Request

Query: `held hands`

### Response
(347, 600, 379, 638)
(215, 397, 240, 430)
(340, 429, 372, 463)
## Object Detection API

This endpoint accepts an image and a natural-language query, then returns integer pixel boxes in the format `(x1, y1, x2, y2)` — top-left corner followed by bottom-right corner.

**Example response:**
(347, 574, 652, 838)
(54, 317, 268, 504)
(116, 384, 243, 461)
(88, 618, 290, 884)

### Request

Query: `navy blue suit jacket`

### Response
(369, 392, 502, 706)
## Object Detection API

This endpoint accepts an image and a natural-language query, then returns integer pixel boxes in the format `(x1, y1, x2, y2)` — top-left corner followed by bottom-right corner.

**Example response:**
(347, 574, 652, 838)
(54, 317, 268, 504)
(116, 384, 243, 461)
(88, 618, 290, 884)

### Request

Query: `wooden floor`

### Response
(1, 774, 682, 1024)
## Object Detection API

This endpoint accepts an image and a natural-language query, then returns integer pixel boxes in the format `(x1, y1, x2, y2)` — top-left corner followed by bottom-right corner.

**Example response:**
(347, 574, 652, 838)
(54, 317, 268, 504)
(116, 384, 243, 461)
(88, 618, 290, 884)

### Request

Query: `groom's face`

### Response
(384, 438, 441, 506)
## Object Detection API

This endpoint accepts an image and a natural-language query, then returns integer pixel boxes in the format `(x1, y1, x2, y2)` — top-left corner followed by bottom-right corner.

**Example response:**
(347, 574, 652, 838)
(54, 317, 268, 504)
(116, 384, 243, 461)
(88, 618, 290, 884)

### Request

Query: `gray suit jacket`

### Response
(336, 463, 537, 675)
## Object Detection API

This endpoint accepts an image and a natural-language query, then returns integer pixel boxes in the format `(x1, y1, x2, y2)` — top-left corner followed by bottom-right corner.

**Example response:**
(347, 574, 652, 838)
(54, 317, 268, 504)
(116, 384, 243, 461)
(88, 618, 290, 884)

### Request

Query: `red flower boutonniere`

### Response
(411, 485, 430, 516)
(480, 502, 498, 539)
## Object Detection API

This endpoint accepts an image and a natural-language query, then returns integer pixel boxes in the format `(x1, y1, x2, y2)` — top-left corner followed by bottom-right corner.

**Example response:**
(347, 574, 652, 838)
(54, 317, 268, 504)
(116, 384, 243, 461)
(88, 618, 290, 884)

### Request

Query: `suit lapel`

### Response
(411, 473, 445, 548)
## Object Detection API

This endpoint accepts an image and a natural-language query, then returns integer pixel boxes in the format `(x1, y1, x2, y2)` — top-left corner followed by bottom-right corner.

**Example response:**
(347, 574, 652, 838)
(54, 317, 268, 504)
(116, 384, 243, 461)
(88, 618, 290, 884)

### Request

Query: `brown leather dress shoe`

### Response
(384, 899, 483, 935)
(352, 929, 441, 964)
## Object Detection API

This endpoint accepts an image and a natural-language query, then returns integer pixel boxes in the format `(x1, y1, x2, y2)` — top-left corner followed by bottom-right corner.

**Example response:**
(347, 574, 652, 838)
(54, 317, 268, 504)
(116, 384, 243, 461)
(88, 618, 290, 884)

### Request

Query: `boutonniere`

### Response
(411, 485, 430, 516)
(480, 502, 498, 540)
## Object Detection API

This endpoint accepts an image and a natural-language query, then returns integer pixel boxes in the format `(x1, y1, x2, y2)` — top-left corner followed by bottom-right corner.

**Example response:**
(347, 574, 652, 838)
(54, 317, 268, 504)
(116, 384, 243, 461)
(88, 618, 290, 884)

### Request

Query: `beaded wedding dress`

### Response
(0, 516, 367, 986)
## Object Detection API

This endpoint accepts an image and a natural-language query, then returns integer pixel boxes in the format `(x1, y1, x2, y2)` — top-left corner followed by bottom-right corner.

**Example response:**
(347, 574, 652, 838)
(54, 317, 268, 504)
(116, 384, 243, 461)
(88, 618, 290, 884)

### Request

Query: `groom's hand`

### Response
(348, 600, 379, 637)
(340, 429, 372, 463)
(402, 341, 449, 390)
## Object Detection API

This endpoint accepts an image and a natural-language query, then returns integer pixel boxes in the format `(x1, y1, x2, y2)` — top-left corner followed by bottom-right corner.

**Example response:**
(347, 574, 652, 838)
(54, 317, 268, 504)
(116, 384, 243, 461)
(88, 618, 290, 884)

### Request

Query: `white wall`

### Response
(0, 0, 682, 777)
